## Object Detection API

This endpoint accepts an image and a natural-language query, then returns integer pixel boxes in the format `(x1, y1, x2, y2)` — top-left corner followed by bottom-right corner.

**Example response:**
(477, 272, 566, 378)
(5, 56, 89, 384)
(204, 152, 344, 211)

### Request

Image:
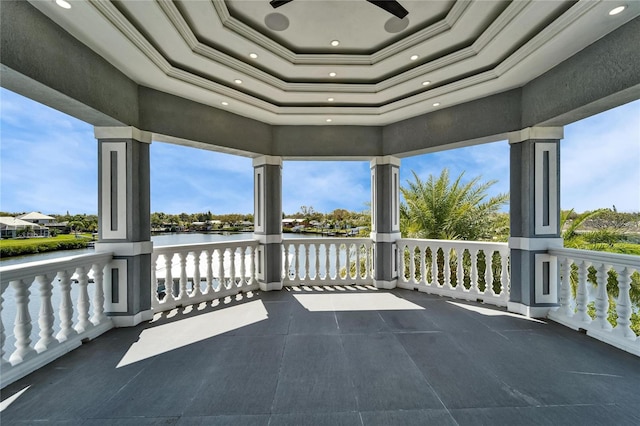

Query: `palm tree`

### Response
(400, 168, 508, 240)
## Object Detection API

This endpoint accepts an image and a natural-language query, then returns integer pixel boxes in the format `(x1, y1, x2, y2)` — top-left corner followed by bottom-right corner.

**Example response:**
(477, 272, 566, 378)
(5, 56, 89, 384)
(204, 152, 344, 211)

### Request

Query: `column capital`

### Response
(370, 155, 400, 168)
(253, 155, 282, 167)
(94, 126, 152, 143)
(508, 127, 563, 144)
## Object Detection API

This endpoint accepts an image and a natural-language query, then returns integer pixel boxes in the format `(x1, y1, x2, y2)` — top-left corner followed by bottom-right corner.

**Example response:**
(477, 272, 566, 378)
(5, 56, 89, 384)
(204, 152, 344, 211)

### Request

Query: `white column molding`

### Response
(508, 237, 563, 251)
(535, 253, 558, 304)
(254, 166, 265, 233)
(104, 259, 128, 313)
(534, 142, 558, 235)
(252, 155, 282, 167)
(370, 155, 401, 167)
(370, 232, 402, 243)
(254, 234, 283, 244)
(508, 127, 563, 144)
(94, 241, 154, 256)
(110, 310, 154, 328)
(94, 126, 152, 143)
(100, 142, 127, 240)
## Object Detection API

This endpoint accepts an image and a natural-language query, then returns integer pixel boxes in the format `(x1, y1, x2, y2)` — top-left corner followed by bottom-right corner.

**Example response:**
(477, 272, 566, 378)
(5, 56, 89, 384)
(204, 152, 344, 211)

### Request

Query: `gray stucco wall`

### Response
(0, 0, 138, 127)
(272, 126, 382, 158)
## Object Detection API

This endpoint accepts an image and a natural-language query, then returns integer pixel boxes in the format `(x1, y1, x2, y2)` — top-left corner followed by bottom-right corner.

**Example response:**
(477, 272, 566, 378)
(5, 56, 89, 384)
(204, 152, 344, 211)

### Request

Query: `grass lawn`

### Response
(0, 234, 94, 257)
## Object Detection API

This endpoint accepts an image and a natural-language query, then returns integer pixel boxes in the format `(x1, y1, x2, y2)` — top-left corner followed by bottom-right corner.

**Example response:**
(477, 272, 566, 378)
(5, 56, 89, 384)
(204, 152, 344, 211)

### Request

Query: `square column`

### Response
(94, 127, 153, 327)
(370, 156, 401, 289)
(253, 156, 283, 291)
(508, 127, 564, 318)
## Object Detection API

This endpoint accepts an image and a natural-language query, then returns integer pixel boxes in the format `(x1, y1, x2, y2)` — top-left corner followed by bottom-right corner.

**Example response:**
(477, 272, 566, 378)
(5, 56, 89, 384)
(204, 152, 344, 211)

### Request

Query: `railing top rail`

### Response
(398, 238, 508, 249)
(0, 252, 114, 285)
(152, 239, 258, 255)
(282, 237, 372, 245)
(549, 247, 640, 269)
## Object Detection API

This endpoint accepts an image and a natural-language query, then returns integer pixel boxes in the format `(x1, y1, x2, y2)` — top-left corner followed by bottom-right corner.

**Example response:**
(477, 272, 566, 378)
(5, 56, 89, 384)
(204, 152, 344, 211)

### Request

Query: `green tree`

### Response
(400, 169, 508, 240)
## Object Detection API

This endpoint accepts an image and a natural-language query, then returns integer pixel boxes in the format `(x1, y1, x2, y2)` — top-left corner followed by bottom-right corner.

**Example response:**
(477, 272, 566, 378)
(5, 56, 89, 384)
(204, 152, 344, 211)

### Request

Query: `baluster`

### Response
(575, 260, 591, 323)
(34, 274, 57, 353)
(315, 243, 321, 281)
(431, 246, 437, 286)
(594, 262, 612, 330)
(205, 250, 214, 294)
(229, 247, 236, 288)
(177, 252, 189, 301)
(74, 266, 92, 333)
(293, 244, 300, 281)
(91, 262, 108, 325)
(282, 244, 289, 281)
(409, 245, 416, 284)
(336, 243, 342, 280)
(150, 254, 159, 307)
(192, 250, 202, 297)
(365, 243, 371, 280)
(556, 257, 573, 317)
(457, 249, 465, 290)
(218, 248, 225, 290)
(484, 251, 493, 296)
(249, 245, 256, 284)
(304, 243, 311, 281)
(612, 266, 635, 339)
(444, 249, 452, 289)
(470, 249, 479, 293)
(355, 243, 361, 281)
(240, 246, 247, 287)
(500, 250, 510, 298)
(346, 243, 353, 280)
(1, 291, 11, 368)
(325, 243, 330, 280)
(164, 254, 174, 302)
(56, 270, 76, 342)
(10, 279, 36, 364)
(416, 246, 424, 285)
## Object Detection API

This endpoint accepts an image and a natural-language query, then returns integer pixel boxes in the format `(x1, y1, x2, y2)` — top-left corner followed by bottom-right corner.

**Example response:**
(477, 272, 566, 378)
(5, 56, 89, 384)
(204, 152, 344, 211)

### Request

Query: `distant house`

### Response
(17, 212, 56, 225)
(0, 217, 49, 238)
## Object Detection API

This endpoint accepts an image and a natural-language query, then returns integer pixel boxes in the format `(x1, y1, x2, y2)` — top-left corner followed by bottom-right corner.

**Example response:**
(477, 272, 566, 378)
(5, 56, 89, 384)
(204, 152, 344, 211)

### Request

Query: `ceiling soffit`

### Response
(27, 0, 640, 125)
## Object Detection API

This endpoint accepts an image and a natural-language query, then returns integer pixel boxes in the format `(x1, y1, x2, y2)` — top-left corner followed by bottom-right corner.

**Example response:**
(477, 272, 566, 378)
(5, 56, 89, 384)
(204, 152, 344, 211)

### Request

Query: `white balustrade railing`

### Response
(151, 240, 259, 312)
(397, 239, 510, 307)
(548, 248, 640, 356)
(282, 238, 373, 286)
(0, 252, 114, 388)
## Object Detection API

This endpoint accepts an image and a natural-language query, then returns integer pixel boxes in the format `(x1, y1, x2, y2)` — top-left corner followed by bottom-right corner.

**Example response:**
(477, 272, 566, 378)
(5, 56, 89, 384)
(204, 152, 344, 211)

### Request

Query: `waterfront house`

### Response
(1, 1, 639, 423)
(0, 217, 49, 238)
(16, 212, 56, 225)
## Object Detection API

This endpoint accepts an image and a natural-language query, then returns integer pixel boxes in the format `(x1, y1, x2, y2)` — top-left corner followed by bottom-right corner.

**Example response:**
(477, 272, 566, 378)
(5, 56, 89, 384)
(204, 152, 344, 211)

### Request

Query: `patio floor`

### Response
(2, 286, 639, 425)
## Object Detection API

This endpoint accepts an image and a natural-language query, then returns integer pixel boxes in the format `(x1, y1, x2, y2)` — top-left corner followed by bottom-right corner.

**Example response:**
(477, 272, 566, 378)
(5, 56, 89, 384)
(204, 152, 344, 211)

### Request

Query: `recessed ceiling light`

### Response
(422, 81, 431, 86)
(433, 102, 440, 107)
(234, 79, 242, 84)
(331, 40, 340, 47)
(609, 5, 626, 15)
(327, 97, 334, 102)
(410, 54, 419, 61)
(249, 53, 258, 59)
(329, 72, 337, 77)
(326, 118, 332, 122)
(55, 0, 71, 9)
(221, 101, 229, 106)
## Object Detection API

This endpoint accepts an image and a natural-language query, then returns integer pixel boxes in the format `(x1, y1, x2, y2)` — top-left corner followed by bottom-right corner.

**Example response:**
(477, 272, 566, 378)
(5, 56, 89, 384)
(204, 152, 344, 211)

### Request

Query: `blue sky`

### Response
(1, 87, 638, 215)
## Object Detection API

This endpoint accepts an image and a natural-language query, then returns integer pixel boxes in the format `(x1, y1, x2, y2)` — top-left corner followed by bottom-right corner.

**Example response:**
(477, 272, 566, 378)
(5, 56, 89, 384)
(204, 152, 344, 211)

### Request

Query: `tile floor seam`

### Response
(268, 332, 291, 417)
(389, 331, 461, 426)
(337, 333, 363, 415)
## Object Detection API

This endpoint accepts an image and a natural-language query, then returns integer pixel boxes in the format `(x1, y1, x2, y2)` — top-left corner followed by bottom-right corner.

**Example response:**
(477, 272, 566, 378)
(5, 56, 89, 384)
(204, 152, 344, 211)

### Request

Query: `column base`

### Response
(109, 309, 154, 327)
(373, 279, 397, 289)
(507, 302, 552, 319)
(259, 281, 283, 292)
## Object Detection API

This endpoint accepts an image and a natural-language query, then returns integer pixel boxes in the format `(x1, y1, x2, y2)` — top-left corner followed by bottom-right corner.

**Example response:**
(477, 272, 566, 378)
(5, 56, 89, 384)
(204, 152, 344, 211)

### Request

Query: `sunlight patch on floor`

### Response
(116, 300, 269, 368)
(293, 292, 424, 312)
(447, 301, 547, 323)
(0, 385, 30, 412)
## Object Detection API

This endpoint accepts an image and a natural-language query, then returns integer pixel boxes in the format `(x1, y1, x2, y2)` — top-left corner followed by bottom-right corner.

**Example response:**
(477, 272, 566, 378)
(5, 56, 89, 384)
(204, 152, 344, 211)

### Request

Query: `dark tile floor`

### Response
(2, 286, 639, 425)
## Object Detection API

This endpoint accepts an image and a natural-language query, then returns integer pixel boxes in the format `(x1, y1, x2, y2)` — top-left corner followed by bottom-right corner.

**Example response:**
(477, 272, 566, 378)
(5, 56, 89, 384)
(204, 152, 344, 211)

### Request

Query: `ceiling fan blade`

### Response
(366, 0, 408, 19)
(270, 0, 294, 8)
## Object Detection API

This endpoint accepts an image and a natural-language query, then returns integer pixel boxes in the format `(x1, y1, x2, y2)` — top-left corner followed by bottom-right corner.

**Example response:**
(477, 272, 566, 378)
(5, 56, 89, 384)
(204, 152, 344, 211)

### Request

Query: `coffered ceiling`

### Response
(30, 0, 640, 126)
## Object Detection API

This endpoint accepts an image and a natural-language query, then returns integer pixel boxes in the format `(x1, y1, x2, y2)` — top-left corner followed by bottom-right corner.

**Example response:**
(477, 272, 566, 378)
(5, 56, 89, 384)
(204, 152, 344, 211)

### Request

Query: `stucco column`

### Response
(370, 156, 401, 289)
(253, 156, 283, 291)
(508, 127, 564, 318)
(94, 127, 153, 327)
